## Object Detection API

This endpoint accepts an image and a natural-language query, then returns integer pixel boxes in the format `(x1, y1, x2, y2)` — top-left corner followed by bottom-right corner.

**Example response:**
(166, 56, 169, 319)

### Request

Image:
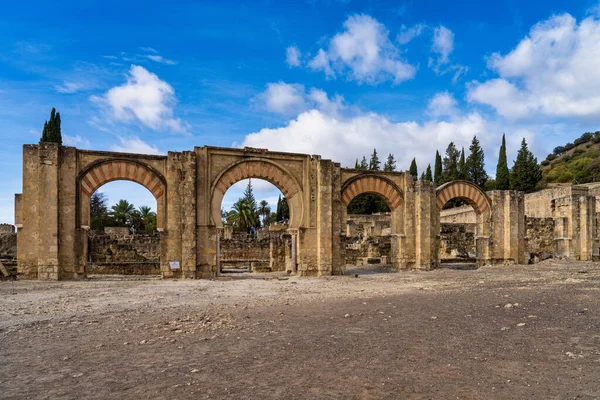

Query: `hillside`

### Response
(541, 131, 600, 185)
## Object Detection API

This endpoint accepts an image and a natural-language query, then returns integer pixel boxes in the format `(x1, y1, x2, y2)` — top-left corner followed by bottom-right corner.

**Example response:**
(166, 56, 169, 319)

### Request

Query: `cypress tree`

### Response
(39, 107, 62, 145)
(354, 159, 359, 169)
(466, 136, 488, 187)
(442, 142, 460, 183)
(359, 156, 368, 170)
(434, 150, 443, 185)
(409, 158, 418, 180)
(383, 154, 396, 172)
(458, 148, 467, 180)
(424, 164, 433, 181)
(369, 148, 380, 170)
(276, 195, 282, 222)
(510, 138, 542, 193)
(495, 133, 510, 190)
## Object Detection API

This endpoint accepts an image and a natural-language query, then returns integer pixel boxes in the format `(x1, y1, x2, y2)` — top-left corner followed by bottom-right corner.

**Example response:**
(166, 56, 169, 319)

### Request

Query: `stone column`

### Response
(36, 144, 60, 280)
(488, 191, 526, 265)
(413, 181, 437, 270)
(166, 151, 198, 278)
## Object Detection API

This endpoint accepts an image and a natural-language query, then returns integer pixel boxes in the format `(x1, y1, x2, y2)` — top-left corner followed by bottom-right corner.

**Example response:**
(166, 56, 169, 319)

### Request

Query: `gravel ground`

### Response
(1, 261, 599, 399)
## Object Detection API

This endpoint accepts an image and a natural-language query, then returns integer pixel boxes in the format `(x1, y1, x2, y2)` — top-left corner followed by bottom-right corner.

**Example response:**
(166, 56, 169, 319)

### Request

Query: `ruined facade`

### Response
(15, 144, 527, 280)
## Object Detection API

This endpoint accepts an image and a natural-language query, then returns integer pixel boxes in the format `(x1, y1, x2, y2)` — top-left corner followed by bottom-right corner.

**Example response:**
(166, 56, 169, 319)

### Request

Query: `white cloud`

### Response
(63, 134, 91, 148)
(397, 24, 425, 45)
(109, 136, 163, 155)
(242, 89, 493, 172)
(427, 91, 458, 117)
(256, 82, 345, 117)
(468, 13, 600, 120)
(431, 25, 454, 65)
(427, 25, 467, 82)
(55, 81, 85, 94)
(139, 47, 157, 53)
(307, 14, 416, 84)
(286, 46, 301, 67)
(92, 65, 186, 133)
(146, 55, 177, 65)
(258, 82, 307, 115)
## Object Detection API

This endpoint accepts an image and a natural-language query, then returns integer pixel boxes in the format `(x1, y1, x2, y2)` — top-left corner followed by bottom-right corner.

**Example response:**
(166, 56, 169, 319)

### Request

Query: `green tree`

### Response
(434, 150, 443, 185)
(347, 194, 390, 215)
(495, 133, 510, 190)
(383, 153, 396, 172)
(510, 138, 542, 193)
(354, 159, 359, 169)
(110, 199, 136, 228)
(424, 164, 433, 181)
(276, 195, 282, 221)
(90, 192, 110, 230)
(280, 197, 290, 220)
(138, 206, 157, 232)
(369, 149, 380, 170)
(228, 198, 259, 231)
(442, 142, 460, 183)
(458, 148, 467, 180)
(359, 156, 368, 170)
(40, 107, 62, 145)
(466, 136, 488, 187)
(409, 158, 418, 180)
(258, 200, 271, 226)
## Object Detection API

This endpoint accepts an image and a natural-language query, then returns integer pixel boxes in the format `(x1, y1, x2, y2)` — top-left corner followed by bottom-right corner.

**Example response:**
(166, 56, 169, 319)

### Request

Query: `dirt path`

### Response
(1, 261, 599, 399)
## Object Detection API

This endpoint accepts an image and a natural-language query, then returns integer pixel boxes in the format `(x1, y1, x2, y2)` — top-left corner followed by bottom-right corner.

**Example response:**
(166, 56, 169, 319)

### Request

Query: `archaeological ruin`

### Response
(15, 142, 599, 281)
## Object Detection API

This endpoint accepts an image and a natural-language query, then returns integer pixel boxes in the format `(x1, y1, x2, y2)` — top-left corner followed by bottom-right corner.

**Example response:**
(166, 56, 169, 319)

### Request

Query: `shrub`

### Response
(564, 142, 575, 151)
(541, 160, 550, 166)
(546, 153, 557, 161)
(553, 146, 566, 155)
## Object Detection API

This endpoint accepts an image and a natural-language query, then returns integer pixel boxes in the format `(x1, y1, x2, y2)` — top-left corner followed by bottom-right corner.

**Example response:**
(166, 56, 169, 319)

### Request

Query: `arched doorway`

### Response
(435, 180, 491, 268)
(77, 159, 167, 276)
(341, 175, 404, 273)
(210, 159, 304, 275)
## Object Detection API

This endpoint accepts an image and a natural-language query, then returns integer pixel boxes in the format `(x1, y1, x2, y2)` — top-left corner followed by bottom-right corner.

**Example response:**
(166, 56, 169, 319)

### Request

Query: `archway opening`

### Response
(438, 202, 478, 270)
(436, 181, 491, 270)
(218, 178, 291, 276)
(86, 181, 161, 278)
(344, 192, 395, 275)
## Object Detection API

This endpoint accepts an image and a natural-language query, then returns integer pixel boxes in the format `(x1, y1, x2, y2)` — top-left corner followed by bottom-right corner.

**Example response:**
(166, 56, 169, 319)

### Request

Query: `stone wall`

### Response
(439, 223, 476, 261)
(343, 235, 391, 265)
(0, 232, 17, 259)
(525, 217, 555, 261)
(220, 230, 290, 272)
(346, 213, 391, 237)
(440, 206, 477, 224)
(87, 230, 160, 275)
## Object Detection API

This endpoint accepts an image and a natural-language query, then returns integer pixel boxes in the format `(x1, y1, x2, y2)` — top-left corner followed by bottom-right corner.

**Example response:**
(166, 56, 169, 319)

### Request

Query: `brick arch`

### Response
(211, 158, 303, 228)
(79, 160, 166, 200)
(436, 180, 491, 214)
(341, 175, 403, 210)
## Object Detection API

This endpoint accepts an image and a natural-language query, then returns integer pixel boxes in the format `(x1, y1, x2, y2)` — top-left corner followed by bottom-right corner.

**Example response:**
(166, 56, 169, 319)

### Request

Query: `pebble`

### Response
(516, 323, 527, 327)
(344, 314, 351, 318)
(191, 369, 199, 373)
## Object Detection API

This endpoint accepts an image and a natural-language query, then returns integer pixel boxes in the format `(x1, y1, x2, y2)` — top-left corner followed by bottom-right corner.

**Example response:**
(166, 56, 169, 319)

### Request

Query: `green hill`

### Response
(541, 131, 600, 185)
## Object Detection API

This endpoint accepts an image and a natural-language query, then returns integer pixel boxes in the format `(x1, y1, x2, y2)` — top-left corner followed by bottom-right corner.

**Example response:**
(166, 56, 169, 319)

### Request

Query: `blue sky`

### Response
(2, 0, 600, 224)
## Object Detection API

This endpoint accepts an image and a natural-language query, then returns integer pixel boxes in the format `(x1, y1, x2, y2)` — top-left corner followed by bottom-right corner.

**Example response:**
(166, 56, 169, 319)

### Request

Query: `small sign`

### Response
(169, 261, 181, 270)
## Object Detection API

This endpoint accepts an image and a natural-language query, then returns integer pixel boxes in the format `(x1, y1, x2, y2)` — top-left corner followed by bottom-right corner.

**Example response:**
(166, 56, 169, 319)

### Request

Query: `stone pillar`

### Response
(165, 151, 198, 278)
(316, 159, 333, 276)
(413, 181, 437, 270)
(488, 191, 526, 265)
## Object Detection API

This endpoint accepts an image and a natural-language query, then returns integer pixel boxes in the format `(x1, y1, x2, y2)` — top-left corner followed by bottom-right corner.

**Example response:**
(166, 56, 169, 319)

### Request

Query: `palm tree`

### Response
(228, 198, 258, 231)
(110, 199, 135, 227)
(258, 200, 271, 226)
(138, 206, 157, 232)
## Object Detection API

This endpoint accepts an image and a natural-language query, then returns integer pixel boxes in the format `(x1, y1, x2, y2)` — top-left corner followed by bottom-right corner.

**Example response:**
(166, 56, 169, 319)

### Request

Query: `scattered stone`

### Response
(191, 369, 199, 373)
(72, 373, 84, 378)
(504, 304, 513, 309)
(344, 314, 351, 318)
(501, 327, 510, 331)
(516, 323, 527, 327)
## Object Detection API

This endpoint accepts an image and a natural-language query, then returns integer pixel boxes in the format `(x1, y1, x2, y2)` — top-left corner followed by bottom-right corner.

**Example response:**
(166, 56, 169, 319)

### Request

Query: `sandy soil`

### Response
(1, 261, 599, 399)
